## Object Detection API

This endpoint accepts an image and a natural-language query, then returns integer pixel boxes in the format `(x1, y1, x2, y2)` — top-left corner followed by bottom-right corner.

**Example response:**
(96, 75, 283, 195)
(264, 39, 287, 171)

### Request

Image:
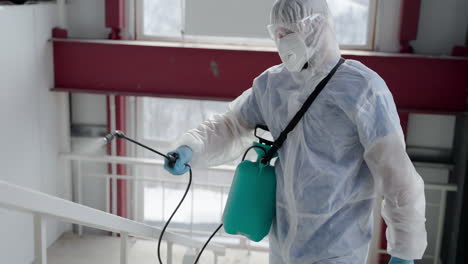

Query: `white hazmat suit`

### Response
(176, 0, 427, 263)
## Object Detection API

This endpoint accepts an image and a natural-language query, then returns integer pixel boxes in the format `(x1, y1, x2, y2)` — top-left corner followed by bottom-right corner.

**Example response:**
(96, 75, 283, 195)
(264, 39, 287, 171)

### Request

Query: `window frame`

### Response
(133, 97, 236, 223)
(136, 0, 379, 51)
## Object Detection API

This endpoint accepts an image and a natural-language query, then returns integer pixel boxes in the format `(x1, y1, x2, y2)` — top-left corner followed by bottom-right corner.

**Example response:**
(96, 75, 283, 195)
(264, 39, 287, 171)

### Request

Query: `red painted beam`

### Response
(343, 54, 468, 112)
(53, 40, 468, 112)
(452, 46, 468, 57)
(399, 0, 422, 53)
(52, 27, 68, 39)
(53, 41, 280, 101)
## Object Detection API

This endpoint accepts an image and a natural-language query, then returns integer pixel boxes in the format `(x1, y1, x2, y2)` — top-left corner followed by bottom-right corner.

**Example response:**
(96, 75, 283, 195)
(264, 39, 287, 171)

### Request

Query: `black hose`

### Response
(157, 165, 193, 264)
(193, 223, 224, 264)
(242, 145, 267, 161)
(156, 166, 224, 264)
(111, 133, 223, 264)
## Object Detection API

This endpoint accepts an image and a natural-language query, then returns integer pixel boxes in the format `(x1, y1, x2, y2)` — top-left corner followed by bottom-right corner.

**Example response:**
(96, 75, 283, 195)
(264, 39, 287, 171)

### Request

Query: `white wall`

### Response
(412, 0, 468, 55)
(70, 94, 108, 227)
(66, 0, 108, 39)
(0, 3, 72, 264)
(65, 0, 112, 229)
(66, 0, 108, 128)
(71, 94, 107, 125)
(374, 0, 468, 54)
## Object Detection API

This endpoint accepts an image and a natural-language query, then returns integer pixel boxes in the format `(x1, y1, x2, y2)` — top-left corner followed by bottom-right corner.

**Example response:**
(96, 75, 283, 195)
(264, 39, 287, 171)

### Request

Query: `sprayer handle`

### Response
(167, 153, 179, 169)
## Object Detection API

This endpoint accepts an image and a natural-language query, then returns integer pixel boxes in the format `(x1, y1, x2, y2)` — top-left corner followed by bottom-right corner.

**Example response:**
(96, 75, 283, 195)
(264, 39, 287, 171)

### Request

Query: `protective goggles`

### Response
(267, 14, 324, 41)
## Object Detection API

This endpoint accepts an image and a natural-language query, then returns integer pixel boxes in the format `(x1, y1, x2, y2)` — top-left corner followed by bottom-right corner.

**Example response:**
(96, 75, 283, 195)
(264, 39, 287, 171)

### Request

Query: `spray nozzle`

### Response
(103, 130, 125, 143)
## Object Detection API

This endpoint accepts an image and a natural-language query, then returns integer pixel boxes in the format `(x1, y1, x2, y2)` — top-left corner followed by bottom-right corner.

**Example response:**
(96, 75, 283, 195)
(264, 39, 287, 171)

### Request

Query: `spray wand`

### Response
(104, 130, 178, 168)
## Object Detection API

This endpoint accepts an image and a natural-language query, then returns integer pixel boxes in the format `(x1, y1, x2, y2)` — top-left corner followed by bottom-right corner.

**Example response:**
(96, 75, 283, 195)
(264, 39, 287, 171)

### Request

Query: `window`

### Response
(137, 0, 377, 49)
(141, 0, 184, 38)
(134, 97, 267, 247)
(328, 0, 376, 48)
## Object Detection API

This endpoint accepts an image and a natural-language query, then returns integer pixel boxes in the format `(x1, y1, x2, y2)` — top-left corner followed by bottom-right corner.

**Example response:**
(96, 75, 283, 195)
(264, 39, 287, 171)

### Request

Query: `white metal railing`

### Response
(60, 153, 266, 253)
(0, 180, 225, 264)
(61, 153, 459, 263)
(60, 153, 267, 252)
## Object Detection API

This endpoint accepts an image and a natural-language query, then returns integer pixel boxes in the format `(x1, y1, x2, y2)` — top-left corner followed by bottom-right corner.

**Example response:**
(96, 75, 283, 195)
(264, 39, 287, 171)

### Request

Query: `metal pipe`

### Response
(110, 95, 118, 220)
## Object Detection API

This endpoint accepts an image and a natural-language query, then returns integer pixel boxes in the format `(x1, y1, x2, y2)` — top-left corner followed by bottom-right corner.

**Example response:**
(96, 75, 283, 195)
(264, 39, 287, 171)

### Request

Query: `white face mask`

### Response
(277, 33, 308, 72)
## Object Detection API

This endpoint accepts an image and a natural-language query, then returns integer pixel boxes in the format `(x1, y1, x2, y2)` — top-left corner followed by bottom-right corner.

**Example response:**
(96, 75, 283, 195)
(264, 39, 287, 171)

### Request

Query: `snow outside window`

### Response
(138, 0, 377, 49)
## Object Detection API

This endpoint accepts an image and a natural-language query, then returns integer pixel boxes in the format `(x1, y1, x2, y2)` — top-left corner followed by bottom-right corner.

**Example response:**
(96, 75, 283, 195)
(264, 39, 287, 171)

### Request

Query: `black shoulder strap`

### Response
(261, 58, 345, 164)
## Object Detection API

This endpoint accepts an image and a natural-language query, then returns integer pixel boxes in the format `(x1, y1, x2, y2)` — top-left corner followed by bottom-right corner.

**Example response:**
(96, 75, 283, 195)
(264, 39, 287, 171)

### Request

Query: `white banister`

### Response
(60, 153, 237, 172)
(60, 153, 459, 192)
(0, 180, 225, 260)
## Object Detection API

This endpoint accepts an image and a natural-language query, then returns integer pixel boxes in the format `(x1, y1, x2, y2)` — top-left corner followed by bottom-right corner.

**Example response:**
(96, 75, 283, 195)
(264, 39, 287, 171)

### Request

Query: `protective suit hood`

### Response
(269, 0, 341, 78)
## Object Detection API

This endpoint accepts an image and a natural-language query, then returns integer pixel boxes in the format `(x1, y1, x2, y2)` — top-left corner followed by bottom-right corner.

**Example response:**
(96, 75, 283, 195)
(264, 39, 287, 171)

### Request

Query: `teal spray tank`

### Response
(222, 127, 278, 242)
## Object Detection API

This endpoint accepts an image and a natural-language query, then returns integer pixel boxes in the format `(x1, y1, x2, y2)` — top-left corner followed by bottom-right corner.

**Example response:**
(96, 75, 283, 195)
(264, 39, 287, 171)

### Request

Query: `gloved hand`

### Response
(389, 257, 414, 264)
(164, 145, 193, 175)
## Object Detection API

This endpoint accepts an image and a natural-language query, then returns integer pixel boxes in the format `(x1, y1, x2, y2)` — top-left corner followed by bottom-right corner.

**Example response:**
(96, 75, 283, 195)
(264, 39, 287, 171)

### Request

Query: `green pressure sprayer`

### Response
(222, 128, 278, 242)
(104, 58, 344, 263)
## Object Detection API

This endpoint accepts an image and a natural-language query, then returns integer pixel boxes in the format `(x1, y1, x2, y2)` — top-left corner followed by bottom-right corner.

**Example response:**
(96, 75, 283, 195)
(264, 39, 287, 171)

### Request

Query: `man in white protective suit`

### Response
(164, 0, 427, 263)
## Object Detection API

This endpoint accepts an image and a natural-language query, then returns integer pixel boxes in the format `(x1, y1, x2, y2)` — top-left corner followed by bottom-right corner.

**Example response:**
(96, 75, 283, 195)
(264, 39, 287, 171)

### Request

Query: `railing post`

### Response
(120, 232, 129, 264)
(112, 167, 118, 218)
(34, 214, 47, 264)
(76, 160, 83, 236)
(162, 182, 166, 221)
(190, 185, 194, 238)
(106, 175, 110, 214)
(167, 241, 173, 264)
